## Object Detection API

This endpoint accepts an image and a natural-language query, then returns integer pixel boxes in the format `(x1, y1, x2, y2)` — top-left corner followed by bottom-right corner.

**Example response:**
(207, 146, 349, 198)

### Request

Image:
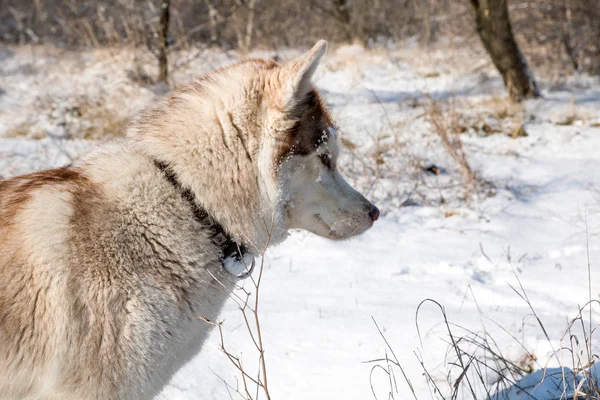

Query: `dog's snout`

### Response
(368, 205, 380, 222)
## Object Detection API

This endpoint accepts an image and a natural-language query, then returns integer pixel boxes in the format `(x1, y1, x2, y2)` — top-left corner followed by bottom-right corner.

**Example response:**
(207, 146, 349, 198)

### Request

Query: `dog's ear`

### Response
(279, 40, 327, 113)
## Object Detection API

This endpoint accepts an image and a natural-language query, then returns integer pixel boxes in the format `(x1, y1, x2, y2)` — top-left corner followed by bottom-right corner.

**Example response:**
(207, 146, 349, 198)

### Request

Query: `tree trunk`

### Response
(203, 0, 219, 45)
(562, 0, 579, 71)
(157, 0, 170, 83)
(469, 0, 540, 102)
(243, 0, 256, 51)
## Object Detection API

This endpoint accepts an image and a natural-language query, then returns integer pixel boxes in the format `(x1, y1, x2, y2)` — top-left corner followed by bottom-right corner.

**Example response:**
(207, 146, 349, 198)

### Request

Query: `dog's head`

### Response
(261, 41, 379, 240)
(131, 40, 377, 245)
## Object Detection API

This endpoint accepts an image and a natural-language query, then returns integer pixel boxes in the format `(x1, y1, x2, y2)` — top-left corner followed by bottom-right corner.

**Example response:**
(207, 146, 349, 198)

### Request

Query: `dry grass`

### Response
(368, 228, 599, 400)
(199, 218, 276, 400)
(369, 293, 599, 400)
(555, 97, 580, 126)
(425, 99, 476, 186)
(335, 92, 501, 212)
(5, 95, 128, 139)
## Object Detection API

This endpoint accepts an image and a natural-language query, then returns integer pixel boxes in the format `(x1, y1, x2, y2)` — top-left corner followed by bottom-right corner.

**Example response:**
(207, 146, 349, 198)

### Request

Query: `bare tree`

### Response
(232, 0, 257, 52)
(469, 0, 540, 102)
(203, 0, 219, 45)
(562, 0, 579, 71)
(243, 0, 257, 51)
(157, 0, 170, 83)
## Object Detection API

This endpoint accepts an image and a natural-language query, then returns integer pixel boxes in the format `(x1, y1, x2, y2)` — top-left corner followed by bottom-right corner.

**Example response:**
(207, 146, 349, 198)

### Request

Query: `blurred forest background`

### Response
(1, 0, 599, 76)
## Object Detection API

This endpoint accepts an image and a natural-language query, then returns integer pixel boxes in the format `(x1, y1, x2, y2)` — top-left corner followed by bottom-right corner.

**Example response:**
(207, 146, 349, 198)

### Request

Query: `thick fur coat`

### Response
(0, 41, 378, 399)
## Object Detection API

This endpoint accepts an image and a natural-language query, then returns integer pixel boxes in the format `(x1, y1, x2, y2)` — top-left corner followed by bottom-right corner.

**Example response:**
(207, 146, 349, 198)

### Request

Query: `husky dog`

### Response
(0, 40, 378, 399)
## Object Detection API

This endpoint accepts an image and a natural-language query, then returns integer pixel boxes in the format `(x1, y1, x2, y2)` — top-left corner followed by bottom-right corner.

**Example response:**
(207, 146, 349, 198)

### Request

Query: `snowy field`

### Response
(1, 42, 600, 399)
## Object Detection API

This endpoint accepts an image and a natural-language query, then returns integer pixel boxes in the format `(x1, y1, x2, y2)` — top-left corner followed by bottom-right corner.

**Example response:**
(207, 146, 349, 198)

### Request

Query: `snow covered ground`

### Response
(1, 42, 599, 399)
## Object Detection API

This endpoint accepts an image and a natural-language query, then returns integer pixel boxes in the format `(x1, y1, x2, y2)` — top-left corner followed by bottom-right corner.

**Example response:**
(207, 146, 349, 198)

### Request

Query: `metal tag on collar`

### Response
(212, 232, 228, 246)
(222, 252, 255, 279)
(237, 257, 255, 280)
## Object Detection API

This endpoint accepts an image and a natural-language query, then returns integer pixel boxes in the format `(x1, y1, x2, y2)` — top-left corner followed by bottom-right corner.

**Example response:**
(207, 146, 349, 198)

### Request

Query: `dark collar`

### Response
(153, 159, 252, 276)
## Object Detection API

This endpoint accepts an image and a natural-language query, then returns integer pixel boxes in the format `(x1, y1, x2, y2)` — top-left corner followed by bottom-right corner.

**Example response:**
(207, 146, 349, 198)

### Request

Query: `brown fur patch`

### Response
(0, 166, 99, 396)
(0, 168, 89, 228)
(275, 89, 336, 167)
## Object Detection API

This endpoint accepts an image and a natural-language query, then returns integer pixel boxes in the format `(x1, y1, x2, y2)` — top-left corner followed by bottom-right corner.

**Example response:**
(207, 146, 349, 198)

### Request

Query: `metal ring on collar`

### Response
(236, 257, 256, 280)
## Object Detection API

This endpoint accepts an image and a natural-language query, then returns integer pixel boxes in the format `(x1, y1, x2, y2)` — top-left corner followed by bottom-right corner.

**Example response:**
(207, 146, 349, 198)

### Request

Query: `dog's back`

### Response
(0, 145, 233, 399)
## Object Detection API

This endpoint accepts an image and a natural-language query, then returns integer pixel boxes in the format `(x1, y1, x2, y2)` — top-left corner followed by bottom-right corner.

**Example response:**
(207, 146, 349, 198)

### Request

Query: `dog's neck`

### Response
(127, 71, 288, 252)
(152, 160, 248, 257)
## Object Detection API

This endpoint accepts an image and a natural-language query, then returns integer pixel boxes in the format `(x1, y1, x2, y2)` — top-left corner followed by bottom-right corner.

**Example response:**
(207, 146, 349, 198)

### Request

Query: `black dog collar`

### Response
(153, 159, 254, 279)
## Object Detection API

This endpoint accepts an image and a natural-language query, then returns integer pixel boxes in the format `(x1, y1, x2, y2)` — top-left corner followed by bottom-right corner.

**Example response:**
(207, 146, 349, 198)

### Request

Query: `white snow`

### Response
(1, 43, 599, 400)
(491, 367, 579, 400)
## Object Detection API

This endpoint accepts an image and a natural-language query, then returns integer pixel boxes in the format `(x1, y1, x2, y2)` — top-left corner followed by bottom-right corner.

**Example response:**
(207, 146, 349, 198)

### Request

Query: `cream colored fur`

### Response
(0, 41, 377, 399)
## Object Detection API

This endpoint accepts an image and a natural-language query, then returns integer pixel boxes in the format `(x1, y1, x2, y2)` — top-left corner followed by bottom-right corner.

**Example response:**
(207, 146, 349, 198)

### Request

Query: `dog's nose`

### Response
(368, 205, 380, 221)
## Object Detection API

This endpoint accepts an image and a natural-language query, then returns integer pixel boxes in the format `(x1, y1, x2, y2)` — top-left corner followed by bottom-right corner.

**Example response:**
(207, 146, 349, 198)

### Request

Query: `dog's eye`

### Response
(319, 153, 334, 170)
